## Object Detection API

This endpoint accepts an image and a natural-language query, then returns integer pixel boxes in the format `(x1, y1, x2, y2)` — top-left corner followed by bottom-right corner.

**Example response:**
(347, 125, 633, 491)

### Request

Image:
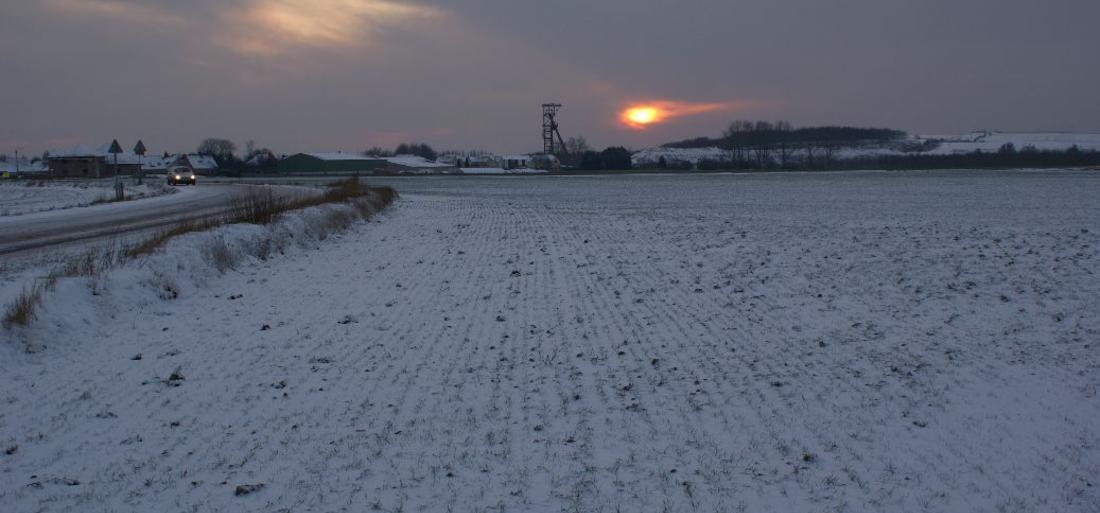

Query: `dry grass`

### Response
(124, 216, 223, 259)
(2, 284, 46, 329)
(127, 178, 395, 259)
(203, 237, 239, 273)
(233, 187, 287, 225)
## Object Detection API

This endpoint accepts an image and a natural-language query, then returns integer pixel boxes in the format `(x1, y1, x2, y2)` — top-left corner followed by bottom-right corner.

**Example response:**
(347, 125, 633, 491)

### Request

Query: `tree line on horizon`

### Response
(644, 120, 1100, 171)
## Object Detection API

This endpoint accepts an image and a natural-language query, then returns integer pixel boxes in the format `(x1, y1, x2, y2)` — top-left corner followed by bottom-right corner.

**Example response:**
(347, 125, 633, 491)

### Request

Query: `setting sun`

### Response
(625, 107, 661, 126)
(620, 100, 732, 130)
(622, 105, 668, 129)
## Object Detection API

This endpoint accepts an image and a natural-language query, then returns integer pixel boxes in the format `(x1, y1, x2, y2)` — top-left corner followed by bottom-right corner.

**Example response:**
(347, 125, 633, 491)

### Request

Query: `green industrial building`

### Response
(278, 153, 390, 174)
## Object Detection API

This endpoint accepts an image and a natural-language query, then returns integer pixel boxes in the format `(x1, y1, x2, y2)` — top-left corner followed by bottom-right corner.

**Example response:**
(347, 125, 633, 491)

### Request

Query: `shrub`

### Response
(203, 237, 239, 273)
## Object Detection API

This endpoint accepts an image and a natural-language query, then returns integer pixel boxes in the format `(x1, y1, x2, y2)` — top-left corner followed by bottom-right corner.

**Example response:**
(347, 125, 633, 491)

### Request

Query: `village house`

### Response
(176, 154, 219, 175)
(48, 144, 143, 178)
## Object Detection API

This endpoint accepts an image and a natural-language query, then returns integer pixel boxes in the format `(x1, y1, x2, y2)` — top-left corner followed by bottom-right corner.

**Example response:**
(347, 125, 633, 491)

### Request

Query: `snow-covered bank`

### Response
(0, 180, 176, 217)
(460, 167, 547, 175)
(634, 131, 1100, 168)
(1, 171, 1098, 512)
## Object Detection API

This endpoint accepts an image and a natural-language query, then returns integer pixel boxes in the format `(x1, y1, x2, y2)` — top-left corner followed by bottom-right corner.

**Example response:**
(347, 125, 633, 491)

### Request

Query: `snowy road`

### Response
(0, 185, 254, 257)
(1, 170, 1099, 512)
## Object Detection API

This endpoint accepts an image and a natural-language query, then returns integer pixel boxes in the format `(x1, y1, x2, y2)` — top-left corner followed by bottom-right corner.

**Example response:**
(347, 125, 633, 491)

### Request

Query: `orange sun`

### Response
(620, 100, 734, 130)
(625, 106, 661, 126)
(622, 105, 666, 129)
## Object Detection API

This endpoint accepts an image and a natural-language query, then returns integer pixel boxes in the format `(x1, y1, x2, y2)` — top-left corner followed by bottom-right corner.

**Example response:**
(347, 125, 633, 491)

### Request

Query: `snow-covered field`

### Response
(2, 170, 1099, 512)
(0, 180, 175, 217)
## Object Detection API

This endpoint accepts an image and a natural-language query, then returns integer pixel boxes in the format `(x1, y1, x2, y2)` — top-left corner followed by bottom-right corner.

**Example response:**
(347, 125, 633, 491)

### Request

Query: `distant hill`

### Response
(635, 129, 1100, 170)
(663, 126, 907, 150)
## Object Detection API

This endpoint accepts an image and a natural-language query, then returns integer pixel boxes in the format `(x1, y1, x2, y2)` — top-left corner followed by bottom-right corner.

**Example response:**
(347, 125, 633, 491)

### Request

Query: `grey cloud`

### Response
(1, 0, 1098, 155)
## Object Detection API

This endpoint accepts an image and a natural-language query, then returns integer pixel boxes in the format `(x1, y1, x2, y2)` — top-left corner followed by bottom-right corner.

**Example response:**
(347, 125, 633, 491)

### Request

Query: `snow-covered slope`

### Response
(920, 131, 1100, 154)
(0, 180, 175, 217)
(632, 146, 730, 166)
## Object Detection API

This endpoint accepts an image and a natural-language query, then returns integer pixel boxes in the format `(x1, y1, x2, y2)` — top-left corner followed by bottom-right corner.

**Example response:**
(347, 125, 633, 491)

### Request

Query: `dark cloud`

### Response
(2, 0, 1098, 155)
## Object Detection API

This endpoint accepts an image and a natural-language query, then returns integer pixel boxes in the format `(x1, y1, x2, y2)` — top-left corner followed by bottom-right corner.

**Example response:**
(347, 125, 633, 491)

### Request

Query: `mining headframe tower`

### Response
(542, 103, 567, 155)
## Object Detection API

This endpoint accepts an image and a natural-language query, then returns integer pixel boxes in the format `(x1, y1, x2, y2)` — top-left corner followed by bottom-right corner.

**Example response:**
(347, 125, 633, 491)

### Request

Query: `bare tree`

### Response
(777, 141, 794, 169)
(822, 141, 839, 170)
(364, 147, 393, 157)
(803, 143, 819, 169)
(394, 143, 437, 161)
(197, 138, 237, 162)
(562, 137, 591, 167)
(752, 144, 774, 168)
(565, 137, 591, 156)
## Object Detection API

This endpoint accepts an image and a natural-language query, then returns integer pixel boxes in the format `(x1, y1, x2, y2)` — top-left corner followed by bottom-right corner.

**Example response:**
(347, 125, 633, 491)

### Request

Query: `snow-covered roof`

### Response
(383, 155, 450, 168)
(50, 143, 169, 167)
(185, 154, 219, 170)
(50, 144, 111, 158)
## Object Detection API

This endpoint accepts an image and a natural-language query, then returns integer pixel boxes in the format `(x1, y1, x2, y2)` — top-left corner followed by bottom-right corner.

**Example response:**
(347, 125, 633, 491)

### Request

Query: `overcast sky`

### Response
(2, 0, 1098, 155)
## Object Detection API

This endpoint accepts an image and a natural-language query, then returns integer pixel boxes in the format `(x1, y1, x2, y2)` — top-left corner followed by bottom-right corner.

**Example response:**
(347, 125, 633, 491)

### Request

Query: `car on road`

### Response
(167, 167, 197, 186)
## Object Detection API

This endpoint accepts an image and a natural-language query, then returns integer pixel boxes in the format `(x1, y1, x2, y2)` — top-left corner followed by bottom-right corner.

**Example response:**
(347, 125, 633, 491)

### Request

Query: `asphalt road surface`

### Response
(0, 184, 250, 257)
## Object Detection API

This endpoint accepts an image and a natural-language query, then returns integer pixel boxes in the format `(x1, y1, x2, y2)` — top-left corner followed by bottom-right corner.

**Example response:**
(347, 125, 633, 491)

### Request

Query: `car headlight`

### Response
(175, 175, 181, 179)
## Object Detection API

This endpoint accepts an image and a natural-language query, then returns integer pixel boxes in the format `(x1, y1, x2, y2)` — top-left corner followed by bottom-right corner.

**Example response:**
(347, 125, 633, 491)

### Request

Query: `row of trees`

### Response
(662, 120, 908, 169)
(668, 120, 906, 149)
(196, 138, 278, 172)
(364, 143, 437, 161)
(575, 147, 632, 171)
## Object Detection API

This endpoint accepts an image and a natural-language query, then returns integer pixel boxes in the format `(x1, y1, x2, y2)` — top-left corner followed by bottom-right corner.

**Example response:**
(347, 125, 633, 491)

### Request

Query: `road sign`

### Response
(108, 139, 123, 154)
(133, 140, 147, 156)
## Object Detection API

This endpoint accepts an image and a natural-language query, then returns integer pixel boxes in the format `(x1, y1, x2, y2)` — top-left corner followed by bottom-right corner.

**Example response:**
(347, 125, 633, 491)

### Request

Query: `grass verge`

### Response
(2, 178, 397, 331)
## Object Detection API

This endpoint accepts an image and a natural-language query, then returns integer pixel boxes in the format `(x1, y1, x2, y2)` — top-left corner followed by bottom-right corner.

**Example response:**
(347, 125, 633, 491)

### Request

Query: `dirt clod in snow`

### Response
(234, 483, 265, 496)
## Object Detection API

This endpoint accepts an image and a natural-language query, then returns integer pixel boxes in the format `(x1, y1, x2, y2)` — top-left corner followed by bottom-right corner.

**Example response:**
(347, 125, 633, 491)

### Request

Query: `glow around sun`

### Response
(620, 100, 735, 130)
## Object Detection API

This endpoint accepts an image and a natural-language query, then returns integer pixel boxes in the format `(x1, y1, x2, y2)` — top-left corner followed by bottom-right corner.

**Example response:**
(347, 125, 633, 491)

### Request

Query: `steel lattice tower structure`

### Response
(542, 103, 567, 155)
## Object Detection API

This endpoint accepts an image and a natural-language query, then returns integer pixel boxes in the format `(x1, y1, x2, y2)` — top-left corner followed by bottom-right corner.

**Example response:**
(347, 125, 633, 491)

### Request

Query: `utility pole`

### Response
(133, 140, 146, 185)
(108, 139, 124, 201)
